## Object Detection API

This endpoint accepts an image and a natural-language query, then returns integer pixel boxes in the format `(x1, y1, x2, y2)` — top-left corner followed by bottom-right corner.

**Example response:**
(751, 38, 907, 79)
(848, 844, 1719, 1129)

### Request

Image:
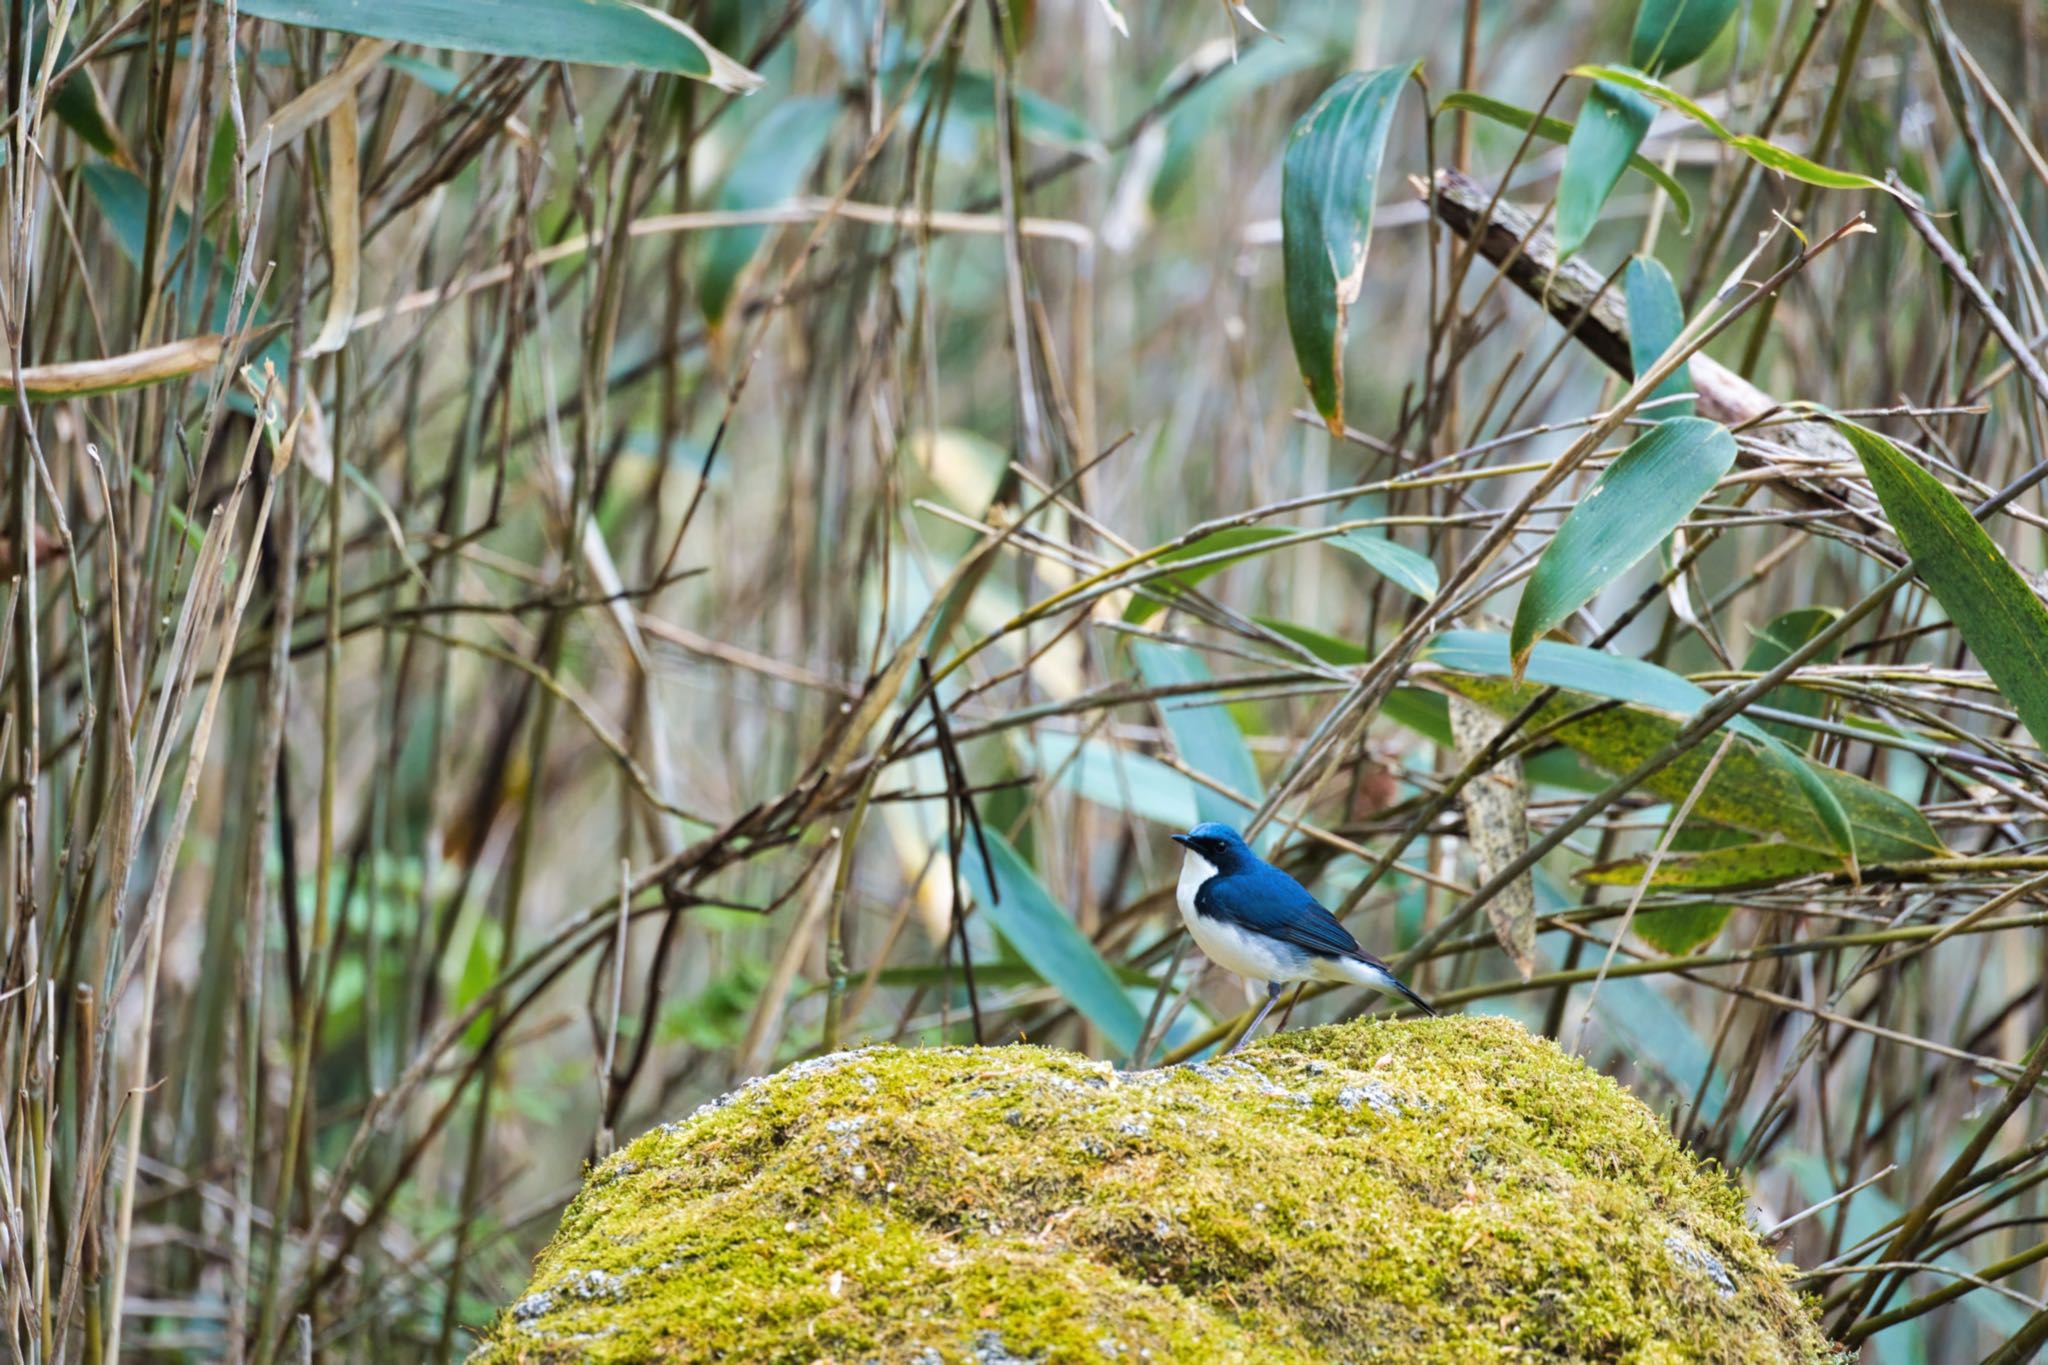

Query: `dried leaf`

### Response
(1448, 695, 1536, 980)
(257, 36, 393, 159)
(305, 89, 361, 357)
(0, 334, 224, 400)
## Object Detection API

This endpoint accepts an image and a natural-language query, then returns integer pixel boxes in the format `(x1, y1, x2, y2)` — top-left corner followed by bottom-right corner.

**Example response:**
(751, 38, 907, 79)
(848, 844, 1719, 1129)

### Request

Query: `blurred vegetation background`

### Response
(1, 0, 2046, 1358)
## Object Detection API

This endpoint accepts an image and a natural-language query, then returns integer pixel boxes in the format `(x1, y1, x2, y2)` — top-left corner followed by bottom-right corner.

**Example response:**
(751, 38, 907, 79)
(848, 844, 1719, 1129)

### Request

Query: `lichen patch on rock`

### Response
(472, 1015, 1833, 1363)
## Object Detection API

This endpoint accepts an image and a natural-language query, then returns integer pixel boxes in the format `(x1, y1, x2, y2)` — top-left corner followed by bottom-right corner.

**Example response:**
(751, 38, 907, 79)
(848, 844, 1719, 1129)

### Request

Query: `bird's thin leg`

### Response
(1227, 981, 1285, 1055)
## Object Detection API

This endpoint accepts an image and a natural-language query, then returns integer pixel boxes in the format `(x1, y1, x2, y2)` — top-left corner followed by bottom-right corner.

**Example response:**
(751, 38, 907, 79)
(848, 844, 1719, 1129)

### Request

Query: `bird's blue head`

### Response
(1171, 822, 1256, 873)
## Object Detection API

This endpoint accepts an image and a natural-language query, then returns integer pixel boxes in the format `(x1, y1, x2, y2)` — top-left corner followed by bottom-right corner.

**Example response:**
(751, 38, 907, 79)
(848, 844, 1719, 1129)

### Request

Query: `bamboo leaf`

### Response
(1027, 732, 1198, 830)
(1571, 65, 1908, 199)
(1580, 842, 1842, 890)
(1637, 606, 1845, 952)
(1132, 642, 1261, 827)
(698, 97, 841, 325)
(1624, 256, 1691, 417)
(1630, 0, 1740, 77)
(1510, 417, 1736, 676)
(1257, 617, 1368, 665)
(1635, 898, 1731, 956)
(1556, 76, 1656, 259)
(1834, 419, 2048, 753)
(34, 17, 129, 165)
(1373, 681, 1610, 794)
(957, 831, 1148, 1056)
(1124, 525, 1432, 625)
(259, 34, 394, 158)
(1122, 527, 1294, 624)
(1282, 64, 1415, 433)
(227, 0, 764, 88)
(1422, 631, 1946, 862)
(1743, 606, 1842, 750)
(1435, 91, 1691, 229)
(84, 164, 292, 385)
(1331, 530, 1438, 599)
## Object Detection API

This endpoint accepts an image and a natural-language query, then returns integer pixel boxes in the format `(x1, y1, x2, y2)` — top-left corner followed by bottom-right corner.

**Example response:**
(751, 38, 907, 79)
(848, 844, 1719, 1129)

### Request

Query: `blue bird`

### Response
(1172, 822, 1435, 1052)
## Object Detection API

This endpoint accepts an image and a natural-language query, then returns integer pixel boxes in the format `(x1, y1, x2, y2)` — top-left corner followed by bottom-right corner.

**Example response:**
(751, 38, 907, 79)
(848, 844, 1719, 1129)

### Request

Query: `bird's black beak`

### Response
(1170, 834, 1193, 847)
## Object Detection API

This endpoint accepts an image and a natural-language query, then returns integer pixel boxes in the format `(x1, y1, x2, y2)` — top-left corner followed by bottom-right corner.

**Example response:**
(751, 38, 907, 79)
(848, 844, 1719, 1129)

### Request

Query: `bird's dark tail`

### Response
(1389, 975, 1438, 1017)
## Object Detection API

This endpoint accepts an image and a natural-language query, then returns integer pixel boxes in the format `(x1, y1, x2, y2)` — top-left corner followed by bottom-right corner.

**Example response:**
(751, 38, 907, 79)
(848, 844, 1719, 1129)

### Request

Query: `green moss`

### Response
(473, 1016, 1834, 1363)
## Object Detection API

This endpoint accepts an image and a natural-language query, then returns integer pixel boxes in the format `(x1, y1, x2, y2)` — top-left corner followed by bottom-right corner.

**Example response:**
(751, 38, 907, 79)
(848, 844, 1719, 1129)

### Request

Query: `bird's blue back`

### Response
(1196, 859, 1369, 963)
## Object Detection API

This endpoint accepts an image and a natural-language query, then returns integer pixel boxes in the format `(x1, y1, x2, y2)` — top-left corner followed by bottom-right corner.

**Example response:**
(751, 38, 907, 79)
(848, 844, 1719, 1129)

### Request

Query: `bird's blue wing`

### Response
(1197, 865, 1366, 962)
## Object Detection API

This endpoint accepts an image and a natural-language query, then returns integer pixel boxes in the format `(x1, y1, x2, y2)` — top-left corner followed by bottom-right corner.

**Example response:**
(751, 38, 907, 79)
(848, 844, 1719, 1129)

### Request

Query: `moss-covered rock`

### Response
(475, 1016, 1833, 1363)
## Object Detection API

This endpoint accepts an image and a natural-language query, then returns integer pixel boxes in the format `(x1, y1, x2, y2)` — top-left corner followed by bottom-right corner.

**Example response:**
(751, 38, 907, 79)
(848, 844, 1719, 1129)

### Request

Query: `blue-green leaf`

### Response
(1573, 65, 1905, 199)
(1435, 91, 1691, 230)
(1743, 606, 1842, 751)
(957, 831, 1147, 1056)
(1124, 524, 1433, 624)
(1556, 75, 1657, 259)
(1123, 527, 1294, 625)
(1028, 732, 1198, 829)
(1624, 256, 1692, 417)
(226, 0, 763, 87)
(1332, 531, 1438, 599)
(1132, 641, 1261, 827)
(1151, 40, 1334, 212)
(900, 66, 1103, 157)
(1510, 417, 1736, 675)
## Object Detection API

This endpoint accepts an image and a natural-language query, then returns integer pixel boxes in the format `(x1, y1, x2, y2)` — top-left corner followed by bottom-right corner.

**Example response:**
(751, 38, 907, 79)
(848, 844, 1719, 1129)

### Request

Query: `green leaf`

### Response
(1631, 0, 1740, 77)
(1331, 531, 1438, 599)
(1635, 900, 1730, 955)
(1122, 527, 1295, 624)
(957, 830, 1148, 1056)
(36, 22, 125, 161)
(1556, 76, 1656, 259)
(1132, 641, 1261, 827)
(1124, 524, 1432, 624)
(1510, 417, 1736, 675)
(1282, 64, 1415, 433)
(1582, 841, 1843, 891)
(1435, 91, 1691, 229)
(1572, 65, 1906, 199)
(698, 97, 841, 324)
(1834, 419, 2048, 753)
(1377, 683, 1608, 793)
(226, 0, 764, 87)
(1624, 256, 1692, 417)
(1778, 733, 1855, 869)
(1027, 732, 1198, 829)
(1421, 631, 1946, 862)
(1742, 606, 1842, 751)
(1638, 609, 1851, 949)
(1257, 617, 1369, 666)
